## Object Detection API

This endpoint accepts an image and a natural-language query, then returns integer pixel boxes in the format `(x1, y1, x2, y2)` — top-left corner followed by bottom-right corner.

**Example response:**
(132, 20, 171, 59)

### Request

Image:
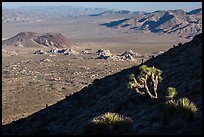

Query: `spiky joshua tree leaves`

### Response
(177, 97, 198, 119)
(83, 112, 133, 135)
(128, 65, 162, 99)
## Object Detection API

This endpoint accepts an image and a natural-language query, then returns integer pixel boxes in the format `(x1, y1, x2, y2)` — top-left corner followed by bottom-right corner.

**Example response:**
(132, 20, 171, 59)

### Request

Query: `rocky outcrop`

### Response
(34, 49, 47, 54)
(96, 49, 112, 59)
(96, 49, 139, 62)
(34, 48, 79, 55)
(64, 48, 79, 55)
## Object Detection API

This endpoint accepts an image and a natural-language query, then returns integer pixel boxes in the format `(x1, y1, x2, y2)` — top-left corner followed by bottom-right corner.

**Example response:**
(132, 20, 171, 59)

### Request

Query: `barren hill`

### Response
(2, 34, 202, 135)
(2, 32, 78, 48)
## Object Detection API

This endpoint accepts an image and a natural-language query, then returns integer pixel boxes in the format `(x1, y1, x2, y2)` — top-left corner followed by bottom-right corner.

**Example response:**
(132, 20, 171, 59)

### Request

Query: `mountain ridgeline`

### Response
(2, 34, 202, 135)
(2, 6, 202, 39)
(100, 8, 202, 39)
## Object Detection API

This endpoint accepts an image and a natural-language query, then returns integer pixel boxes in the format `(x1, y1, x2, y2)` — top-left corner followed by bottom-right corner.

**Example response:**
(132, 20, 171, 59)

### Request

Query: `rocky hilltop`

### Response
(101, 8, 202, 39)
(2, 32, 78, 48)
(2, 34, 202, 135)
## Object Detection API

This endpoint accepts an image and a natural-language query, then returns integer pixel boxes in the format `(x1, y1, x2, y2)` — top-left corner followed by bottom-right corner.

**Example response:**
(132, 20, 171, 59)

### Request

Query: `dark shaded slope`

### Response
(187, 8, 202, 15)
(142, 11, 174, 33)
(100, 18, 130, 28)
(2, 34, 202, 135)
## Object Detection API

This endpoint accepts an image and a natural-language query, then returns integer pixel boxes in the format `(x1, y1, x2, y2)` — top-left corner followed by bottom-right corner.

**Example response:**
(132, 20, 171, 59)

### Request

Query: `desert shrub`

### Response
(161, 99, 178, 125)
(83, 112, 133, 135)
(177, 97, 198, 119)
(166, 87, 177, 100)
(128, 65, 162, 99)
(161, 87, 198, 124)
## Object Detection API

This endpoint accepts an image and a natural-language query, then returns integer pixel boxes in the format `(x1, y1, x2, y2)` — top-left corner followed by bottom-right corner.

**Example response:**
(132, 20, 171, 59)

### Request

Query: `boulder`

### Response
(47, 48, 58, 53)
(64, 48, 79, 55)
(121, 50, 136, 56)
(34, 49, 46, 54)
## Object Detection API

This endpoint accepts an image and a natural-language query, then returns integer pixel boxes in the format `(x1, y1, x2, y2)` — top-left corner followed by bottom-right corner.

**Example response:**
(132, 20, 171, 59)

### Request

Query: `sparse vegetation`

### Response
(128, 65, 162, 99)
(83, 112, 133, 135)
(162, 87, 198, 124)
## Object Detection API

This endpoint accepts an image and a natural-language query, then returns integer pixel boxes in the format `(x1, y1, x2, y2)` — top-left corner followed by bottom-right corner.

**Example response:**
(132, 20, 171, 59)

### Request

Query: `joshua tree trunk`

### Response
(135, 88, 145, 95)
(153, 76, 159, 98)
(151, 75, 158, 98)
(144, 80, 157, 99)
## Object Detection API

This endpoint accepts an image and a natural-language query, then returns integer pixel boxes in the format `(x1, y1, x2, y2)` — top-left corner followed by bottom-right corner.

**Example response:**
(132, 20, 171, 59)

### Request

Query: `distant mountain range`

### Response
(101, 8, 202, 39)
(2, 6, 202, 39)
(89, 10, 144, 16)
(2, 6, 108, 22)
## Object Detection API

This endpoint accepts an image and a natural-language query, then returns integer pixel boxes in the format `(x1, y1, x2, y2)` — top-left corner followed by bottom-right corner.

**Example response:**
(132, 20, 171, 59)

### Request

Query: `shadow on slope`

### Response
(100, 18, 130, 28)
(142, 12, 174, 33)
(2, 34, 202, 135)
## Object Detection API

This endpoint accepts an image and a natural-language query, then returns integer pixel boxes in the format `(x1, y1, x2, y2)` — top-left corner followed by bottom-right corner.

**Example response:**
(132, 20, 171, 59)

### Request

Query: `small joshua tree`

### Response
(128, 65, 162, 99)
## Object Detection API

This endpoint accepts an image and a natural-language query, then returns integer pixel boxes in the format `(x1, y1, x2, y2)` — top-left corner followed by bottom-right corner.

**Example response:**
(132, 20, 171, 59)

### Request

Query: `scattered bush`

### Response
(161, 99, 178, 125)
(83, 112, 133, 135)
(128, 65, 162, 99)
(177, 97, 198, 119)
(161, 87, 198, 124)
(166, 87, 177, 100)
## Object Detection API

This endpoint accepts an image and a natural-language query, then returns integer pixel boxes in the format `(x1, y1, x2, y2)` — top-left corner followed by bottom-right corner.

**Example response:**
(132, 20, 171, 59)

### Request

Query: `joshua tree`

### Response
(128, 65, 162, 99)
